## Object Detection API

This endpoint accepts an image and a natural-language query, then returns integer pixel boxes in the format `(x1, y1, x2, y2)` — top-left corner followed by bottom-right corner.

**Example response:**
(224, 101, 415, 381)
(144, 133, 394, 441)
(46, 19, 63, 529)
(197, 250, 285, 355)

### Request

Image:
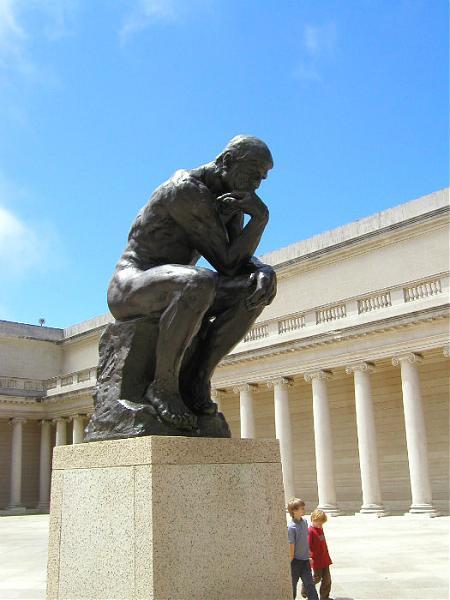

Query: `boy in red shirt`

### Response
(307, 509, 333, 600)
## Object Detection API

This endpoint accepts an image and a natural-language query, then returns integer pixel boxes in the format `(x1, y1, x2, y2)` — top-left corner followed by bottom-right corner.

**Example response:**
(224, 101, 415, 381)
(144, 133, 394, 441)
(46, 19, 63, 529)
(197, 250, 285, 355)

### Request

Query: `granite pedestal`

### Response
(47, 437, 291, 600)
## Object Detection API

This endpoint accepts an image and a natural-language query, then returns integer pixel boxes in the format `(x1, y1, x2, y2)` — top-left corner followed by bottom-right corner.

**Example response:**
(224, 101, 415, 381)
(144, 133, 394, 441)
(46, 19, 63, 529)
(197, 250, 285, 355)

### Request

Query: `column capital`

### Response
(52, 417, 68, 424)
(443, 344, 450, 358)
(304, 370, 332, 383)
(345, 362, 375, 375)
(266, 377, 293, 389)
(392, 352, 423, 367)
(9, 417, 27, 425)
(211, 387, 227, 399)
(233, 383, 258, 394)
(39, 419, 52, 425)
(68, 414, 84, 422)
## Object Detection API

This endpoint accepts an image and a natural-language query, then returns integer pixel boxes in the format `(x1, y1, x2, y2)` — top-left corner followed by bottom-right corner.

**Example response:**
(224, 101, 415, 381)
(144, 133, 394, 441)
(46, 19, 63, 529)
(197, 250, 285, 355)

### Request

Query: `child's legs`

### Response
(291, 559, 302, 599)
(299, 561, 319, 600)
(319, 566, 331, 599)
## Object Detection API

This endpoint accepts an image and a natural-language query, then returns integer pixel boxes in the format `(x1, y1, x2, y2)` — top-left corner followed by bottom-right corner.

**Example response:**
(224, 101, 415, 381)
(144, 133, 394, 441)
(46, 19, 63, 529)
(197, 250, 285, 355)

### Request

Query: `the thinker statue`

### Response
(85, 135, 276, 440)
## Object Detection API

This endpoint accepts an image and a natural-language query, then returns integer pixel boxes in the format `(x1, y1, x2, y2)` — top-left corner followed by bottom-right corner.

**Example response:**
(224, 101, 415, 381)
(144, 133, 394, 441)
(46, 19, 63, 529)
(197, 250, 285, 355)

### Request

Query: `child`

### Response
(308, 508, 333, 600)
(287, 498, 319, 600)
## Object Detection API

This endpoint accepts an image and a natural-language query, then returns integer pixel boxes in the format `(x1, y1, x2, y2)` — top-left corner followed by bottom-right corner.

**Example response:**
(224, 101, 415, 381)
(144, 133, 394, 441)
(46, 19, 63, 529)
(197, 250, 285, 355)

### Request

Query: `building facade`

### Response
(1, 189, 448, 515)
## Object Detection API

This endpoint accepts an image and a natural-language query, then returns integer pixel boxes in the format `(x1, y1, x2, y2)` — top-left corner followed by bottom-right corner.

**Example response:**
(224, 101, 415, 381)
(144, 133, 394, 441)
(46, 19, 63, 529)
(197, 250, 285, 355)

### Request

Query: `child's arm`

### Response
(308, 528, 317, 559)
(289, 543, 295, 561)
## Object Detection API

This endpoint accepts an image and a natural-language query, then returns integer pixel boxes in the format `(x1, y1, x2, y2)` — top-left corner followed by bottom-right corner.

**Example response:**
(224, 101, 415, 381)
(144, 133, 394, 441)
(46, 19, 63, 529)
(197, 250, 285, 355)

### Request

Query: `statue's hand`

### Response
(217, 191, 268, 221)
(246, 267, 277, 311)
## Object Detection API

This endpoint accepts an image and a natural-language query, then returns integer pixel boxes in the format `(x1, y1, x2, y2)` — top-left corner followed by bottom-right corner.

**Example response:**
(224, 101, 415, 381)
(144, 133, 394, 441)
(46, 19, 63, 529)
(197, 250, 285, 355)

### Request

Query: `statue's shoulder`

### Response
(169, 169, 209, 197)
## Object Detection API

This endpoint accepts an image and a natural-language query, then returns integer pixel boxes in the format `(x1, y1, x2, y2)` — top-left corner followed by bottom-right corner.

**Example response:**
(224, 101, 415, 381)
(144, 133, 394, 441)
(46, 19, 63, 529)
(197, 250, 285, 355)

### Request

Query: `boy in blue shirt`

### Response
(287, 498, 319, 600)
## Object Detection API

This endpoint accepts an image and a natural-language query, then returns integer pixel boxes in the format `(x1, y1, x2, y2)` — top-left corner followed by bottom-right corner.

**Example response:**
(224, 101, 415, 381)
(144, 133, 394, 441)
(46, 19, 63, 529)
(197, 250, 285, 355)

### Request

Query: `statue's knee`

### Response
(184, 270, 216, 307)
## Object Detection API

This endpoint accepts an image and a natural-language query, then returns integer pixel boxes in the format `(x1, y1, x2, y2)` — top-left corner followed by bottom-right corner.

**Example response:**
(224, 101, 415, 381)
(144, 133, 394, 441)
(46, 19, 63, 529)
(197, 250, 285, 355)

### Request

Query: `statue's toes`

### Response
(192, 400, 217, 416)
(159, 406, 196, 431)
(179, 411, 197, 430)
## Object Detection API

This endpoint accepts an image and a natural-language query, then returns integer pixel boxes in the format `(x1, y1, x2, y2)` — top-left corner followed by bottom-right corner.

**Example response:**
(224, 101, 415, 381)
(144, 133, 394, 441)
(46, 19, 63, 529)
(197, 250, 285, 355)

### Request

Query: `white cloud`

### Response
(0, 0, 77, 88)
(120, 0, 214, 42)
(304, 23, 337, 58)
(294, 22, 338, 84)
(0, 171, 64, 280)
(0, 205, 48, 277)
(120, 0, 180, 41)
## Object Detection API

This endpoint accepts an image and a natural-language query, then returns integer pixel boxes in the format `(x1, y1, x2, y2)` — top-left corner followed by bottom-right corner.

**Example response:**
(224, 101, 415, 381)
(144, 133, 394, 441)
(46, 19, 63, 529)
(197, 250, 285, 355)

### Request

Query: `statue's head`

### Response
(215, 135, 273, 192)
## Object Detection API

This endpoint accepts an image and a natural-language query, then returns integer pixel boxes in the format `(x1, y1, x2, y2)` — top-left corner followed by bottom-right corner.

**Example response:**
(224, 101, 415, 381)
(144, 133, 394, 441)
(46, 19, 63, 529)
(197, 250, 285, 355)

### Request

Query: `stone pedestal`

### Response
(47, 437, 291, 600)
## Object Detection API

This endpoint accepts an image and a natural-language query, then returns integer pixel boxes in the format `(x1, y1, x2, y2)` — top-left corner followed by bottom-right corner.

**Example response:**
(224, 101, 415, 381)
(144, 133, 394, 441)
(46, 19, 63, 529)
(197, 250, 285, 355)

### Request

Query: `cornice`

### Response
(272, 206, 449, 278)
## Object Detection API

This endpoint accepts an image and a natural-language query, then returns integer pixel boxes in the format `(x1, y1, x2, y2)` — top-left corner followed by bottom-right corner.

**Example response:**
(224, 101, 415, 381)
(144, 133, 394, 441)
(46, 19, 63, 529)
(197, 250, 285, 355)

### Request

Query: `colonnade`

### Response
(229, 351, 443, 516)
(5, 414, 88, 512)
(4, 348, 445, 515)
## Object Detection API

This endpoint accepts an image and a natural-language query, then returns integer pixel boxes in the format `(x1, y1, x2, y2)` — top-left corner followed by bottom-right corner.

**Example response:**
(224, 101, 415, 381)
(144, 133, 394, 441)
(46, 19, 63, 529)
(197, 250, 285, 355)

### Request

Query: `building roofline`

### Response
(0, 320, 64, 341)
(260, 188, 449, 268)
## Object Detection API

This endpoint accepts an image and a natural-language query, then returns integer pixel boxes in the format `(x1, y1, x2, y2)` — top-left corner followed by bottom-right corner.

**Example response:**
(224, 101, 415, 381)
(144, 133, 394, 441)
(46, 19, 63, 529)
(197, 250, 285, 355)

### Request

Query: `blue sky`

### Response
(0, 0, 448, 328)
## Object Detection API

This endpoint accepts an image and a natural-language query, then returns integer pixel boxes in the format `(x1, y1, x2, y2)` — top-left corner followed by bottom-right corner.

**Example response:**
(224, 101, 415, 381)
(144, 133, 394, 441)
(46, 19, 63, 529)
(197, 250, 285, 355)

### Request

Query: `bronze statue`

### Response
(85, 135, 276, 440)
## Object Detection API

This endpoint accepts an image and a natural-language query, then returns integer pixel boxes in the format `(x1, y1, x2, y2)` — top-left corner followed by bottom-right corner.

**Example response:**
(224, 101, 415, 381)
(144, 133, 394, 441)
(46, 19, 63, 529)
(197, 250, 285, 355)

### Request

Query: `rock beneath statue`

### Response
(85, 318, 230, 441)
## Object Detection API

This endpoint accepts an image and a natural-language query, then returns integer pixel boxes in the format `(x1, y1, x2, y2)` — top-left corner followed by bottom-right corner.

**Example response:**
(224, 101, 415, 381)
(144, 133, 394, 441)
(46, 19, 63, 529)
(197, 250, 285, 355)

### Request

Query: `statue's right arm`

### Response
(167, 181, 268, 277)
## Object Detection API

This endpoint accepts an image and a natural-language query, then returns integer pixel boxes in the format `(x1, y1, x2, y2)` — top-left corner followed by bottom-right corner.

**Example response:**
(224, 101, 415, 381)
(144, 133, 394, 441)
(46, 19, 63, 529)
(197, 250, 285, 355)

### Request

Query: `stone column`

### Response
(71, 415, 85, 444)
(268, 377, 295, 503)
(7, 417, 27, 511)
(346, 363, 387, 516)
(234, 384, 257, 439)
(392, 353, 437, 516)
(304, 371, 340, 515)
(211, 388, 225, 413)
(37, 420, 52, 512)
(54, 418, 67, 446)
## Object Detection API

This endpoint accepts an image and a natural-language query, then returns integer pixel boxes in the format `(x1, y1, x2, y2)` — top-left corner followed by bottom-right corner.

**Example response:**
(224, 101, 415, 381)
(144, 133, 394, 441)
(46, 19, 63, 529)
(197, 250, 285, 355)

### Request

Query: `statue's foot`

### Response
(144, 383, 197, 431)
(182, 381, 217, 416)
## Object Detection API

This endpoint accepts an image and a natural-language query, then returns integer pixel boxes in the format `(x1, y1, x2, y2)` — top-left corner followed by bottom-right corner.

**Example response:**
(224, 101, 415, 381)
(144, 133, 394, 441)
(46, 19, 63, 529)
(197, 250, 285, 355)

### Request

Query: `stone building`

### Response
(1, 189, 448, 516)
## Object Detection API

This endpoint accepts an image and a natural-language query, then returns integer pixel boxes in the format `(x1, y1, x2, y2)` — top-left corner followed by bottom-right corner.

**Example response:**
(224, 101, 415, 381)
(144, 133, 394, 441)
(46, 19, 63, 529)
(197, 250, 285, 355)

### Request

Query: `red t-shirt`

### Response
(308, 526, 332, 570)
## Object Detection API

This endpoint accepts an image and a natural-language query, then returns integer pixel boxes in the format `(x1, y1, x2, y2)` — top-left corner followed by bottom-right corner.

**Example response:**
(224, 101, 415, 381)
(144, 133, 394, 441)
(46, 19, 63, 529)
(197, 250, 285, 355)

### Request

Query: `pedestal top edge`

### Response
(52, 436, 281, 470)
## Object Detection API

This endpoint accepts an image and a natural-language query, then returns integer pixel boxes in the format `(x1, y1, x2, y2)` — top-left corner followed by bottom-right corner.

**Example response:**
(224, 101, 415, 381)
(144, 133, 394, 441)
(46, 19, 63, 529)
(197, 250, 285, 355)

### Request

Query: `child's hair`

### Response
(311, 508, 328, 523)
(287, 497, 305, 517)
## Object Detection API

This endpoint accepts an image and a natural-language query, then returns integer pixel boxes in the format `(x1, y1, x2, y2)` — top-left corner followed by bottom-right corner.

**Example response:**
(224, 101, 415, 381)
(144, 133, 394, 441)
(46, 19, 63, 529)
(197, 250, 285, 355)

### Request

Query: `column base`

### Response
(4, 505, 27, 515)
(317, 505, 342, 517)
(405, 504, 440, 517)
(36, 502, 50, 513)
(356, 505, 389, 517)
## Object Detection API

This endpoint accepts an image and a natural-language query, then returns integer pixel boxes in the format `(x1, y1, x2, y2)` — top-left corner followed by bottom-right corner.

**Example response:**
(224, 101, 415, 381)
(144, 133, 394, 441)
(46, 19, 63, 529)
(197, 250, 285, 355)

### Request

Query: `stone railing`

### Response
(46, 368, 97, 393)
(243, 324, 269, 342)
(404, 278, 442, 302)
(358, 292, 392, 313)
(242, 275, 447, 344)
(316, 304, 346, 324)
(0, 377, 45, 393)
(278, 314, 305, 334)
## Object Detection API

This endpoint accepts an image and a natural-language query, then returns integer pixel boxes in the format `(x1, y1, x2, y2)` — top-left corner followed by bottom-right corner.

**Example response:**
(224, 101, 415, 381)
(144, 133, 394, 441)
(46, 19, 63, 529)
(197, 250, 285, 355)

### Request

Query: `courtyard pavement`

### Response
(0, 514, 448, 600)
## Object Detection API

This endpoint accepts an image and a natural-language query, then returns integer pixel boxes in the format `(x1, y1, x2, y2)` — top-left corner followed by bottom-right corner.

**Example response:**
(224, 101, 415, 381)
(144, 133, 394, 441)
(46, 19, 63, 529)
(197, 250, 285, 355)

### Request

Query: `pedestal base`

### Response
(47, 437, 291, 600)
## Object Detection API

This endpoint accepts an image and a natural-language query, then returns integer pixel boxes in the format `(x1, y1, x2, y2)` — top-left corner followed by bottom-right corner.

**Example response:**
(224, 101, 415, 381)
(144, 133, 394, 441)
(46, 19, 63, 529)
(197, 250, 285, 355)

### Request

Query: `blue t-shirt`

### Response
(288, 518, 310, 560)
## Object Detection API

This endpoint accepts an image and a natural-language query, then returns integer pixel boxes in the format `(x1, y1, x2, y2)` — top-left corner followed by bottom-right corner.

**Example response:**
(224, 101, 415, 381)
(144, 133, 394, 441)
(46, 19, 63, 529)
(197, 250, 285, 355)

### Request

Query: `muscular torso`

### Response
(115, 168, 230, 272)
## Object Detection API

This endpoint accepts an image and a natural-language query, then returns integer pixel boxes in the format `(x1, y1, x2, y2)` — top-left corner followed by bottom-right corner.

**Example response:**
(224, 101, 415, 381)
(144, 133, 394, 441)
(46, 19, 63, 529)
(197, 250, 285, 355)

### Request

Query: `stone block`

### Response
(47, 436, 291, 600)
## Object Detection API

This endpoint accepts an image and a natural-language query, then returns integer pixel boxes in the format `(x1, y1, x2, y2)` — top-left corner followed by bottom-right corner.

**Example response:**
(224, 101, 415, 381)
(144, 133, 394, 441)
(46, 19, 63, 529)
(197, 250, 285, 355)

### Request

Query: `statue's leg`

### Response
(108, 265, 217, 430)
(180, 273, 265, 413)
